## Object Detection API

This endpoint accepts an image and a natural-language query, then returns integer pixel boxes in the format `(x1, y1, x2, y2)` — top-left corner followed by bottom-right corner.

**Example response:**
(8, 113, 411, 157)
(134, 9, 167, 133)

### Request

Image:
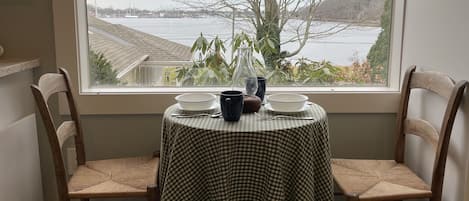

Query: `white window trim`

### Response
(53, 0, 406, 115)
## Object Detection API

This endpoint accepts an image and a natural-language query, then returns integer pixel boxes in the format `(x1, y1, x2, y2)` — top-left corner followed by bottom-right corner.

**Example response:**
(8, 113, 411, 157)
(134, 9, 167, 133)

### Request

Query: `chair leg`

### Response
(147, 184, 160, 201)
(153, 150, 160, 157)
(345, 193, 360, 201)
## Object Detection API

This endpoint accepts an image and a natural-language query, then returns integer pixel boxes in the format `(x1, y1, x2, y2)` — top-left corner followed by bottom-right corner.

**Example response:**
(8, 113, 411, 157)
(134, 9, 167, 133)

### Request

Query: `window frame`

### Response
(53, 0, 406, 114)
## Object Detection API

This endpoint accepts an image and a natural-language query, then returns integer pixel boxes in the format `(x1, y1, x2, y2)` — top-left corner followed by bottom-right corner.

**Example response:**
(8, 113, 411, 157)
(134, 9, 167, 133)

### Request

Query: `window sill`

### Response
(60, 89, 401, 115)
(81, 86, 398, 95)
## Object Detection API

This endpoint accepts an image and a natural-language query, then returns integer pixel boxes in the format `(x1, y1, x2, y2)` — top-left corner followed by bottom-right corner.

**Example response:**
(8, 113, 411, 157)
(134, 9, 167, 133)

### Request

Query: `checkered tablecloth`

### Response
(159, 103, 333, 201)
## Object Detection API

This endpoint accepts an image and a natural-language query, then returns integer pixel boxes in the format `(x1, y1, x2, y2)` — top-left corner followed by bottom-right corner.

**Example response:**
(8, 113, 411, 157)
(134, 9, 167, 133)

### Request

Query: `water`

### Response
(103, 17, 381, 66)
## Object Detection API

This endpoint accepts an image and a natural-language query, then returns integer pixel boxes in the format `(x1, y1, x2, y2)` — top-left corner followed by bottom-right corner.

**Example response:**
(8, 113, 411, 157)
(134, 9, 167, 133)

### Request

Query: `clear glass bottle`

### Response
(232, 46, 258, 96)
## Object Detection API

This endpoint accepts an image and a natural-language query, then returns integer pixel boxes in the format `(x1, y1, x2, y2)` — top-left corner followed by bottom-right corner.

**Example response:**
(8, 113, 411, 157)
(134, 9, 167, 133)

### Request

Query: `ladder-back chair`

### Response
(31, 68, 160, 201)
(332, 66, 467, 201)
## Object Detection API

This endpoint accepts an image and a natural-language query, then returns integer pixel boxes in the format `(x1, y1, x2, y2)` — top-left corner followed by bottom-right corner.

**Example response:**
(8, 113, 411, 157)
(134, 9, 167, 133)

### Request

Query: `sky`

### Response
(88, 0, 187, 10)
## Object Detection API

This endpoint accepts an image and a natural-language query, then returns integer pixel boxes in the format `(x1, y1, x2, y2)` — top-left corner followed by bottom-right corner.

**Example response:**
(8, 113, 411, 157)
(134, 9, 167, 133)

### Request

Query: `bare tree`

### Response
(175, 0, 353, 70)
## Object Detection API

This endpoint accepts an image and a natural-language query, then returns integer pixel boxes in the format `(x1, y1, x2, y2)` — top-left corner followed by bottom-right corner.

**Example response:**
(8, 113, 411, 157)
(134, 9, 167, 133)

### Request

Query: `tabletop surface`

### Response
(163, 102, 328, 132)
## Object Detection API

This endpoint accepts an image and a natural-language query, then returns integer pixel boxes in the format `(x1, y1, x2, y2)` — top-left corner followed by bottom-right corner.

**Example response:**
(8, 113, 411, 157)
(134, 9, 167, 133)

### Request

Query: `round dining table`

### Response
(159, 103, 333, 201)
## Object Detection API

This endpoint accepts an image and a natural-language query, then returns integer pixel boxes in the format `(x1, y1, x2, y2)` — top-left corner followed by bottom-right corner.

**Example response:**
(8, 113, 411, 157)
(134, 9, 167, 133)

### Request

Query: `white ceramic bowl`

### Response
(266, 93, 308, 111)
(175, 93, 216, 110)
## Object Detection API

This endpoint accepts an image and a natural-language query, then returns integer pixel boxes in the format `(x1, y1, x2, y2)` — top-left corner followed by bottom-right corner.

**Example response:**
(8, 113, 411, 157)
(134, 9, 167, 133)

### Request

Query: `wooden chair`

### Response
(31, 68, 160, 201)
(332, 66, 467, 201)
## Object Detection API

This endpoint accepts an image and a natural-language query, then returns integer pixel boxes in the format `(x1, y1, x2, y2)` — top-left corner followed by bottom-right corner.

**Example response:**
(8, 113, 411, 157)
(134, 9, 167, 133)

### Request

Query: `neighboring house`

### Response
(88, 16, 192, 86)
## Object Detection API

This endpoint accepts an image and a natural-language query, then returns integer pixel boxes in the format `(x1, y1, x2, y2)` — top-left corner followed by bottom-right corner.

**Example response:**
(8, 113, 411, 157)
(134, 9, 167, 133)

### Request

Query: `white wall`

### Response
(401, 0, 469, 200)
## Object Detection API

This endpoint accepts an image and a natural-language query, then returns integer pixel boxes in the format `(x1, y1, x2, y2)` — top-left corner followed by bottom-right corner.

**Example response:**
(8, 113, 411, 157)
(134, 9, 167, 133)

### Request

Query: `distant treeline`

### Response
(309, 0, 386, 26)
(87, 5, 253, 19)
(88, 0, 385, 26)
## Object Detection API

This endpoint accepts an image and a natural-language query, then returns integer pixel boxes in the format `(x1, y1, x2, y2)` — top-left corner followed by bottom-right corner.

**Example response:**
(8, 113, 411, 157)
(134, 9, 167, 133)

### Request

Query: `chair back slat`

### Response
(410, 71, 456, 100)
(37, 74, 68, 101)
(404, 118, 439, 150)
(57, 121, 78, 149)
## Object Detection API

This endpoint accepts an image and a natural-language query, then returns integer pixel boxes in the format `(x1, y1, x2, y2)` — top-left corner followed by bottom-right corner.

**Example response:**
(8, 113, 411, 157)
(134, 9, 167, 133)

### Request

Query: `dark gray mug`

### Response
(220, 90, 244, 121)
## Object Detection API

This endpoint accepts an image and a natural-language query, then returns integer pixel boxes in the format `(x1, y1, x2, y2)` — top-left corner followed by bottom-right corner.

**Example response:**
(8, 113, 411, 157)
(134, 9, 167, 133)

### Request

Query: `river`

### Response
(103, 17, 381, 66)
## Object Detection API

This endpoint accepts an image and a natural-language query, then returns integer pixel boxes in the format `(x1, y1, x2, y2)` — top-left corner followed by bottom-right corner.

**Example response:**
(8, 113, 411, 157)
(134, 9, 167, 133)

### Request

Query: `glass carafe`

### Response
(232, 46, 258, 96)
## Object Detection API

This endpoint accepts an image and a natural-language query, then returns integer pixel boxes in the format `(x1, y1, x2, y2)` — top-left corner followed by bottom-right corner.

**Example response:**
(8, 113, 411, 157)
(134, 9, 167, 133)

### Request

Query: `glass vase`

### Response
(232, 46, 258, 96)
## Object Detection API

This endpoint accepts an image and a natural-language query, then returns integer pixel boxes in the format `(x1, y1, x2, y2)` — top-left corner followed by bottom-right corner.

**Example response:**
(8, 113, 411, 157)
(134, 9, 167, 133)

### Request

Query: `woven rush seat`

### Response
(68, 156, 159, 198)
(332, 159, 432, 200)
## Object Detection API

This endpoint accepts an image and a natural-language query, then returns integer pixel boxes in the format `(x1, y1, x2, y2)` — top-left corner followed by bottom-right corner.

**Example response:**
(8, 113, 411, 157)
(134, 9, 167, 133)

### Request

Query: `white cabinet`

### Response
(0, 59, 43, 201)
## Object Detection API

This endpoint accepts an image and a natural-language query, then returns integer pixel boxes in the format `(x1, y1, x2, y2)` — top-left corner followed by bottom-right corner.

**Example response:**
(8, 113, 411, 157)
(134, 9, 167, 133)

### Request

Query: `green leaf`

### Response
(267, 39, 275, 49)
(191, 40, 198, 53)
(253, 41, 260, 53)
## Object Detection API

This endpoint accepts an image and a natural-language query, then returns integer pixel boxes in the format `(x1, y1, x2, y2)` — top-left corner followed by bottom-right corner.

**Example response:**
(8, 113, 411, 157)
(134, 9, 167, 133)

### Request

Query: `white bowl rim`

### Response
(266, 93, 308, 103)
(175, 93, 216, 103)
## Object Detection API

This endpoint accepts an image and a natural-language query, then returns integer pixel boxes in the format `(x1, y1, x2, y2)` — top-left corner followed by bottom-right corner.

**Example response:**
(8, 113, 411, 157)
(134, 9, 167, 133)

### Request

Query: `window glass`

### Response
(85, 0, 392, 88)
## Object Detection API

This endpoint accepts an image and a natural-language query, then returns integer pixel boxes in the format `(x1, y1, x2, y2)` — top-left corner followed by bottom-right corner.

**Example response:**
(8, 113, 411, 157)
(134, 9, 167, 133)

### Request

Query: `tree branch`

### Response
(284, 0, 320, 57)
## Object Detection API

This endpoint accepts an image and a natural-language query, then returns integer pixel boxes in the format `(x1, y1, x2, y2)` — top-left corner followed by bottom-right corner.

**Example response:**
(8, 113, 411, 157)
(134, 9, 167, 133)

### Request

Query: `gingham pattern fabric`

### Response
(160, 103, 333, 201)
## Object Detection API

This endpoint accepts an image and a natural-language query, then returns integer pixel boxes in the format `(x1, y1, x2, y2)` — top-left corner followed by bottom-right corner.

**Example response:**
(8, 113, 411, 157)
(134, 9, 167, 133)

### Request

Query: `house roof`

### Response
(88, 16, 192, 78)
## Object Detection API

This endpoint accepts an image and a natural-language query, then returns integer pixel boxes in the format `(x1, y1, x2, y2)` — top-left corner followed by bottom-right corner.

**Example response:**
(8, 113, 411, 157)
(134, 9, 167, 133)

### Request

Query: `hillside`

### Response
(304, 0, 386, 25)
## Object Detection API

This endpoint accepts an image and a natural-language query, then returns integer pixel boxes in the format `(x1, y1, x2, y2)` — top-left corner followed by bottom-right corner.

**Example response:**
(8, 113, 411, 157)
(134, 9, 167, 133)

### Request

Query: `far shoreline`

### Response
(99, 16, 381, 27)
